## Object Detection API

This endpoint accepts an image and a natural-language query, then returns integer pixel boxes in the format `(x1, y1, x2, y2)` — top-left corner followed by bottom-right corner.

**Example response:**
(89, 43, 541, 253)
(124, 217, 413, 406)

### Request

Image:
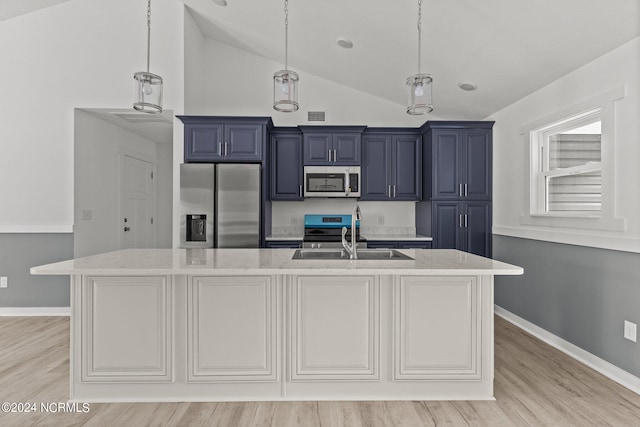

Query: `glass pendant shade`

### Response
(406, 73, 433, 115)
(273, 70, 299, 112)
(134, 71, 163, 113)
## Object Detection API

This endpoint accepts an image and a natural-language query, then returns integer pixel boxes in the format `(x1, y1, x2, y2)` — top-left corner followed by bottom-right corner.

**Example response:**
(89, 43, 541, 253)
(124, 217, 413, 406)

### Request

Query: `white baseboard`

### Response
(495, 305, 640, 395)
(0, 307, 70, 316)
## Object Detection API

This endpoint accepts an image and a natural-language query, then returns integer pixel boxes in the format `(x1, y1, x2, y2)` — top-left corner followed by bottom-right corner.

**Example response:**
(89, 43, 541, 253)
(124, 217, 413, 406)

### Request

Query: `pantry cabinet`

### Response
(422, 121, 494, 257)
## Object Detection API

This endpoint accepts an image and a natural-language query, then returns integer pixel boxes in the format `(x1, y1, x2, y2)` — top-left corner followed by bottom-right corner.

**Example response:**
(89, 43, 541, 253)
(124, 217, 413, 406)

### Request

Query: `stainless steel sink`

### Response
(356, 249, 414, 260)
(291, 249, 413, 260)
(291, 249, 349, 259)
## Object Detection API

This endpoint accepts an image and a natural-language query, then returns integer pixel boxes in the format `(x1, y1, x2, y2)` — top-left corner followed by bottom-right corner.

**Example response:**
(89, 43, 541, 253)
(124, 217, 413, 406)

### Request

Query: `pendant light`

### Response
(406, 0, 433, 115)
(134, 0, 163, 113)
(273, 0, 299, 112)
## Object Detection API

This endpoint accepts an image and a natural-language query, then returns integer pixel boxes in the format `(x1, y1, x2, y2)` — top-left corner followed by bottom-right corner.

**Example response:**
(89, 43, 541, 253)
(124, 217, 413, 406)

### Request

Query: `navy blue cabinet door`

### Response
(433, 200, 491, 257)
(225, 124, 262, 161)
(303, 132, 361, 165)
(185, 124, 224, 162)
(361, 133, 421, 200)
(179, 117, 270, 163)
(464, 130, 492, 199)
(430, 128, 491, 200)
(333, 133, 361, 165)
(361, 135, 392, 199)
(432, 130, 463, 199)
(270, 132, 303, 200)
(303, 133, 332, 164)
(464, 201, 491, 257)
(392, 135, 422, 200)
(432, 201, 461, 250)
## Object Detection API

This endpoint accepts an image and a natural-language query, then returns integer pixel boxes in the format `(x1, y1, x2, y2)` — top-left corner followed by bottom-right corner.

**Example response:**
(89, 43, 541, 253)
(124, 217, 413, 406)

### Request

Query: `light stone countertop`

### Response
(265, 234, 432, 241)
(361, 234, 433, 241)
(31, 248, 523, 276)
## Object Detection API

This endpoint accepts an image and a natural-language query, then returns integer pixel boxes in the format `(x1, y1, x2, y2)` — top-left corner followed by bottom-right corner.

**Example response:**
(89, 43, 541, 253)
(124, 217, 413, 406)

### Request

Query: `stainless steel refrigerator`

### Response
(180, 163, 261, 248)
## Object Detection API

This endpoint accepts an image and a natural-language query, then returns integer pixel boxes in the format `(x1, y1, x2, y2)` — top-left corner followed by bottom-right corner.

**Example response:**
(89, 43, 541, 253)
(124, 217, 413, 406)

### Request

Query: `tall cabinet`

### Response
(423, 121, 494, 257)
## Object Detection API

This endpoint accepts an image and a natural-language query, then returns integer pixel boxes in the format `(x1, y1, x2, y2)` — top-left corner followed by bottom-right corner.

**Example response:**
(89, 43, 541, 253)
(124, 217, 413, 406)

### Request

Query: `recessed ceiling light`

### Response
(211, 0, 227, 6)
(337, 37, 353, 49)
(458, 82, 478, 91)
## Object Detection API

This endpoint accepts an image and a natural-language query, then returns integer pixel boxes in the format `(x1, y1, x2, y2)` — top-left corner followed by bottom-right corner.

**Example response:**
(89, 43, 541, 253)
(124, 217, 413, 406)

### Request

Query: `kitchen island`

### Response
(31, 248, 522, 402)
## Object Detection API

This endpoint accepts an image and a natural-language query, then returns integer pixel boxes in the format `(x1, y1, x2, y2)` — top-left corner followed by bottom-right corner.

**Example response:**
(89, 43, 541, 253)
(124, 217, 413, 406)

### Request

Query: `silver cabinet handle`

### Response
(393, 185, 396, 198)
(464, 214, 468, 228)
(218, 142, 222, 157)
(333, 149, 337, 163)
(328, 150, 332, 162)
(224, 142, 229, 157)
(388, 185, 392, 198)
(459, 214, 463, 228)
(464, 183, 468, 197)
(299, 185, 303, 197)
(459, 184, 463, 197)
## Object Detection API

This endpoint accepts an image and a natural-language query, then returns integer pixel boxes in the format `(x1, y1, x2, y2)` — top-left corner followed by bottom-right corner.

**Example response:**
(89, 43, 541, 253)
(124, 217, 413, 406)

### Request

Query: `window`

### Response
(520, 86, 625, 234)
(532, 110, 602, 215)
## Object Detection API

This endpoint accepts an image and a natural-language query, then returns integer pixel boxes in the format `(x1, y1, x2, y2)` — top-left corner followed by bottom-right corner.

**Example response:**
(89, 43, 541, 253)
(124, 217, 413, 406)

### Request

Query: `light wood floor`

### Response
(0, 316, 638, 426)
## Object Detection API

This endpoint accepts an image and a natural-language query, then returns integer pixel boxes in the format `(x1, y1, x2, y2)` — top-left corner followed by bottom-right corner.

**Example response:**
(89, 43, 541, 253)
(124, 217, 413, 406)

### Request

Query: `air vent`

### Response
(111, 112, 170, 124)
(307, 111, 326, 123)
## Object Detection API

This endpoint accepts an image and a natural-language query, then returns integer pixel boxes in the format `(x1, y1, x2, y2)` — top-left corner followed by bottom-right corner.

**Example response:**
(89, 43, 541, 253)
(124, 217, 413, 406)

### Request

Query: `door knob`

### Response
(124, 227, 131, 232)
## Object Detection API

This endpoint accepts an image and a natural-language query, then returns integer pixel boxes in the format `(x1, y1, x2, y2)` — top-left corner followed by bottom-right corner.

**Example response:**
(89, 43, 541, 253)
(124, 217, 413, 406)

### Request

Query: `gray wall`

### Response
(0, 233, 73, 307)
(494, 234, 640, 377)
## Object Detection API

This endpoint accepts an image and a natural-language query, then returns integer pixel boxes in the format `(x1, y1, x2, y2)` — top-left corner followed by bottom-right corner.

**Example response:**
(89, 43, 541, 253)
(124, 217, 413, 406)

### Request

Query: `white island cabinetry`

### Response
(32, 249, 522, 402)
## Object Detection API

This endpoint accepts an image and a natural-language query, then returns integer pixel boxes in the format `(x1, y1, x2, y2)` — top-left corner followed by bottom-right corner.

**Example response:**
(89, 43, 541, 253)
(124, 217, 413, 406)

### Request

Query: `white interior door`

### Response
(121, 154, 155, 249)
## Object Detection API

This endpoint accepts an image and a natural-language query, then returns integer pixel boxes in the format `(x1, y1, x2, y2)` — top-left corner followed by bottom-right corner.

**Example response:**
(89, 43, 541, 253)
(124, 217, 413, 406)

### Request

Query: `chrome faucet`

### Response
(342, 203, 362, 259)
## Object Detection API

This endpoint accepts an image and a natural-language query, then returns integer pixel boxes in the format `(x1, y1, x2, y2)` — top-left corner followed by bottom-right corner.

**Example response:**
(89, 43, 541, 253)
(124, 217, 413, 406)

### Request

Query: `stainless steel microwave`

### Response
(303, 166, 361, 198)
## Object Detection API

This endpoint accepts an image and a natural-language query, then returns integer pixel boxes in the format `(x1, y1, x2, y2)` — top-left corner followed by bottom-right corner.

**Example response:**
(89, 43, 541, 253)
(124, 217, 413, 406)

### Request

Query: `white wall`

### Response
(0, 0, 184, 232)
(489, 37, 640, 253)
(74, 110, 173, 257)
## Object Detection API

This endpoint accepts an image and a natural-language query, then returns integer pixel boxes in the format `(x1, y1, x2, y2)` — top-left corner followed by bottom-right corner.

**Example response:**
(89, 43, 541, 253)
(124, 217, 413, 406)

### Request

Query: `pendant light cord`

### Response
(417, 0, 422, 74)
(146, 0, 152, 73)
(284, 0, 289, 70)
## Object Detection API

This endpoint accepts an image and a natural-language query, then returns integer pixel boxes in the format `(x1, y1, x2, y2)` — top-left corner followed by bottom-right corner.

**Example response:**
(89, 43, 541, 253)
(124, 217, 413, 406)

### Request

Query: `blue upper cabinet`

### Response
(300, 126, 365, 165)
(361, 130, 422, 201)
(270, 129, 303, 200)
(423, 121, 493, 200)
(178, 116, 273, 163)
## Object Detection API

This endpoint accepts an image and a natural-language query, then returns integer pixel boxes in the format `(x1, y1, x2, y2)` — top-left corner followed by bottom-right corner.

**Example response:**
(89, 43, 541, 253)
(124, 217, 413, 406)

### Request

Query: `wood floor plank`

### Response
(0, 315, 639, 426)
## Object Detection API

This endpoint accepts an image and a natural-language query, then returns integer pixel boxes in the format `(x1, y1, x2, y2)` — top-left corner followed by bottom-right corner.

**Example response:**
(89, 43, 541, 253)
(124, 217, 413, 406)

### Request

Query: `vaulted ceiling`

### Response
(185, 0, 640, 119)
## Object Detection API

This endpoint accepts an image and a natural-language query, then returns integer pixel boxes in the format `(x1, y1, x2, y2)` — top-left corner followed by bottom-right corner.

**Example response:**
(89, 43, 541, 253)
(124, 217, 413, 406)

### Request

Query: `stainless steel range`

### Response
(302, 214, 367, 249)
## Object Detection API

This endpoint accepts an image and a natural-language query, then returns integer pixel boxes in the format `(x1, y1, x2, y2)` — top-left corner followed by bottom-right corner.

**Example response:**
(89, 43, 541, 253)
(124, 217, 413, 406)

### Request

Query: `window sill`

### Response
(519, 214, 626, 232)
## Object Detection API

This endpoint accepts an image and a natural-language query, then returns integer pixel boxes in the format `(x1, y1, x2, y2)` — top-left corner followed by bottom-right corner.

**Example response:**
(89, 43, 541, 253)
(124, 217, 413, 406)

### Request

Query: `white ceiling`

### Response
(0, 0, 71, 21)
(5, 1, 639, 143)
(185, 0, 640, 120)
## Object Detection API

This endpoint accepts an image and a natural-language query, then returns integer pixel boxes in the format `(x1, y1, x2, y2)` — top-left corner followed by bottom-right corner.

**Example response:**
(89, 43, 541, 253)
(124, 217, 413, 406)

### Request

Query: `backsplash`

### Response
(271, 200, 416, 236)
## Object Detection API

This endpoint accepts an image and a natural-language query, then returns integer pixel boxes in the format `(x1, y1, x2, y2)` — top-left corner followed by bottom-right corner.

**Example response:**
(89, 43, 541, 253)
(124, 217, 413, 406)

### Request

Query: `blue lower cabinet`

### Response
(432, 200, 491, 257)
(398, 241, 432, 249)
(264, 241, 302, 249)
